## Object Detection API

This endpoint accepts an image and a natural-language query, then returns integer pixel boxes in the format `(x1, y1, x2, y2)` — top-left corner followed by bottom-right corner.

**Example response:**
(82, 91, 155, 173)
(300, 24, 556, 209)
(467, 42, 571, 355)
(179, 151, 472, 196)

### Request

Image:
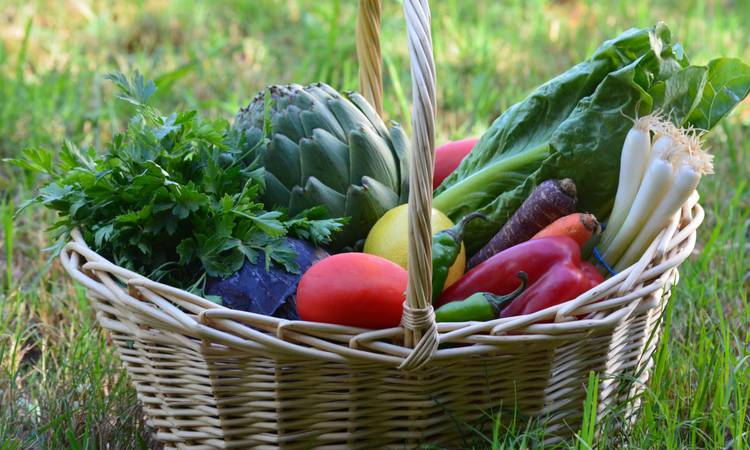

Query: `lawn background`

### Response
(0, 0, 748, 448)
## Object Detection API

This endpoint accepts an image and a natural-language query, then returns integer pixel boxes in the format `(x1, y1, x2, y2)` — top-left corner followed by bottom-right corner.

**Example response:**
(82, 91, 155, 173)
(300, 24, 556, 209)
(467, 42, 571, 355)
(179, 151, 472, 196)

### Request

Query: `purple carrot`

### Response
(468, 178, 577, 268)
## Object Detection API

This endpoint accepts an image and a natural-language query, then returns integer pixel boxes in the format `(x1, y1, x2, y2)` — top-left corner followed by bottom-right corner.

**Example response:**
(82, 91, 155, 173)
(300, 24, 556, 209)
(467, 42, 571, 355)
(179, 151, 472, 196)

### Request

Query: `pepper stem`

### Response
(488, 272, 528, 315)
(442, 212, 488, 242)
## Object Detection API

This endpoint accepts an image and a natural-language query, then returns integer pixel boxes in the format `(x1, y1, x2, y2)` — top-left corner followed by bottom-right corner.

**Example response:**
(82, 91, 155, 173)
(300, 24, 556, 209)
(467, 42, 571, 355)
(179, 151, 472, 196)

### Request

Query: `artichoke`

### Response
(235, 83, 409, 250)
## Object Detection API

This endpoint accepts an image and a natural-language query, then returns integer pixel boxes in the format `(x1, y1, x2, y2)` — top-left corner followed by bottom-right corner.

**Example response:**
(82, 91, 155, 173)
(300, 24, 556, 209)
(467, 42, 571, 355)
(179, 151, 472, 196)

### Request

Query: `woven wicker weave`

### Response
(59, 1, 705, 448)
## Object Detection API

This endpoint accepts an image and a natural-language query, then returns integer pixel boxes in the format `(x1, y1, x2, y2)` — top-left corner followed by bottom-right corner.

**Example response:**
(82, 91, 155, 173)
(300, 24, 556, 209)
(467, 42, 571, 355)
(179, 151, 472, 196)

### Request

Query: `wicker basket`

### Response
(60, 1, 705, 448)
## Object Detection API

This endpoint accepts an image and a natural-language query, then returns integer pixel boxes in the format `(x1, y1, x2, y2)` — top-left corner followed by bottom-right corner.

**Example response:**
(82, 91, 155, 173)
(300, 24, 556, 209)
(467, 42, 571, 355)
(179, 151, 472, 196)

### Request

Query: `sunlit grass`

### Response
(0, 0, 748, 448)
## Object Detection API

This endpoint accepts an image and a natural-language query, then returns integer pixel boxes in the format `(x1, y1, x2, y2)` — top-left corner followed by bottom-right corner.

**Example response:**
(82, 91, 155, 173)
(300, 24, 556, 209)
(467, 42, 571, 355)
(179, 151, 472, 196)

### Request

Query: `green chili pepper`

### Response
(432, 212, 486, 301)
(435, 272, 528, 322)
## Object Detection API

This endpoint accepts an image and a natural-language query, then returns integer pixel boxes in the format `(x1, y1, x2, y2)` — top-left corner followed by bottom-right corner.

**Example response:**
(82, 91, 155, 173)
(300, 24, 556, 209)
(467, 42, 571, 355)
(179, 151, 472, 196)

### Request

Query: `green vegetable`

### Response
(687, 58, 750, 130)
(12, 72, 346, 288)
(234, 83, 409, 250)
(435, 272, 527, 322)
(433, 23, 750, 253)
(431, 212, 485, 301)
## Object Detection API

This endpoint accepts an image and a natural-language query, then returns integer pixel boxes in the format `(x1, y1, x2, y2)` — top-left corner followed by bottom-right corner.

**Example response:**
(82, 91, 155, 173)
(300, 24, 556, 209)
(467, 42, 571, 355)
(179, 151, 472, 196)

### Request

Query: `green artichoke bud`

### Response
(235, 83, 409, 250)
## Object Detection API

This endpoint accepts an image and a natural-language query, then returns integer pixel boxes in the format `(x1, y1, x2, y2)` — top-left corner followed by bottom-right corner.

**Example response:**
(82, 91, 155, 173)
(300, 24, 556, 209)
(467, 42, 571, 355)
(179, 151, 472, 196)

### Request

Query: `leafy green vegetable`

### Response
(434, 23, 750, 253)
(649, 66, 708, 124)
(11, 72, 345, 287)
(233, 83, 409, 250)
(688, 58, 750, 130)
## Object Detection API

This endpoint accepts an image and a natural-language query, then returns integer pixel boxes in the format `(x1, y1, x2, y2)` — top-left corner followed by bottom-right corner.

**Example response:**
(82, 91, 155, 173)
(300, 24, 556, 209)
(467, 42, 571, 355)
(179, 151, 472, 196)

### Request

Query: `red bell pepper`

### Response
(437, 236, 579, 307)
(499, 263, 589, 317)
(580, 260, 605, 289)
(437, 236, 599, 317)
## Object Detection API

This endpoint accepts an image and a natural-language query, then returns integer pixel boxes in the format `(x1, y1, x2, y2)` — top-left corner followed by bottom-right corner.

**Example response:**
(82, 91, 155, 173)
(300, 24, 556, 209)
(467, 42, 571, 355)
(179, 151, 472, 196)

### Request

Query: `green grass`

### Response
(1, 0, 748, 448)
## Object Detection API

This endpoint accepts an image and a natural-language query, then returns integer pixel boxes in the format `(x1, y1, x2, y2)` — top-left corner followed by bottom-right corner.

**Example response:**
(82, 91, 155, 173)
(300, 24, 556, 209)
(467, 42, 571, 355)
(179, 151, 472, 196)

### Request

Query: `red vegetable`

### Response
(468, 178, 577, 269)
(296, 253, 407, 329)
(438, 236, 598, 317)
(437, 236, 581, 308)
(580, 261, 605, 289)
(499, 263, 591, 318)
(433, 138, 477, 190)
(532, 212, 599, 247)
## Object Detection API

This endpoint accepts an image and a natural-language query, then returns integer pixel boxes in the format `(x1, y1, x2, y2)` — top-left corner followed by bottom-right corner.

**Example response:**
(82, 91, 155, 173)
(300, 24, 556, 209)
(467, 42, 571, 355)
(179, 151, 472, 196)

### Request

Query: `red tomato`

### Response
(296, 253, 408, 329)
(433, 138, 478, 190)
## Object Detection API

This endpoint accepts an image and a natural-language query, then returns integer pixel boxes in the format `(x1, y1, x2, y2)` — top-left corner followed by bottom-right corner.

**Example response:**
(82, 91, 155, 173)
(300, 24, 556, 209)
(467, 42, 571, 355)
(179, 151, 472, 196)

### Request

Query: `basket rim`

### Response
(58, 193, 703, 369)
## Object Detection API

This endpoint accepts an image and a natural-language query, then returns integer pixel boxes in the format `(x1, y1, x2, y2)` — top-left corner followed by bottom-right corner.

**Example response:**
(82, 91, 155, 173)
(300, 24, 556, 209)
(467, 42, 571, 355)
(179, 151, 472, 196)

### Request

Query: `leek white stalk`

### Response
(649, 134, 676, 164)
(614, 162, 702, 270)
(613, 133, 712, 270)
(599, 118, 652, 249)
(600, 146, 676, 266)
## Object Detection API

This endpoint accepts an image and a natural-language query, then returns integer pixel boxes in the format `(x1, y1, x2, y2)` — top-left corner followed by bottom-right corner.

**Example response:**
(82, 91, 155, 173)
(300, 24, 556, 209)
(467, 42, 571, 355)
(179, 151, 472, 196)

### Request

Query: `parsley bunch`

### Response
(14, 72, 345, 288)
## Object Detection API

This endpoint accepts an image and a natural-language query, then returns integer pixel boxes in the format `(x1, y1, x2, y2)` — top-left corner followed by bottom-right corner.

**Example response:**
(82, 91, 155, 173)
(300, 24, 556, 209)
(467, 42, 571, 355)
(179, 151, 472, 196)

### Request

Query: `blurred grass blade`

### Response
(384, 55, 410, 130)
(15, 18, 32, 83)
(2, 198, 13, 293)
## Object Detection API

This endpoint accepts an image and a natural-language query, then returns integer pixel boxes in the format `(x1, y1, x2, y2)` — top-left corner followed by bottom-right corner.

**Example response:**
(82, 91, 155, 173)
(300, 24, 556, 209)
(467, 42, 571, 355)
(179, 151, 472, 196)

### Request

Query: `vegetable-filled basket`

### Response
(58, 1, 710, 448)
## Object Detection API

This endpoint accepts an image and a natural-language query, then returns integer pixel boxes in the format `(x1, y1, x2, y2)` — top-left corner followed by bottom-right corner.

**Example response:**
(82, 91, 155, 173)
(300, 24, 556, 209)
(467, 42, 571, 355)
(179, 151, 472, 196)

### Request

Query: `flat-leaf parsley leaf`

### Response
(14, 72, 345, 288)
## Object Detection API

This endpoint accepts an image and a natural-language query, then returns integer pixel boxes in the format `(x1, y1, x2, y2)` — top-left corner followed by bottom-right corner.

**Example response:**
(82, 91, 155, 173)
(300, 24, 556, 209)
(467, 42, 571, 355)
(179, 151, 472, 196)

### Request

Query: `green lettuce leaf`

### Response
(434, 24, 750, 253)
(650, 65, 708, 124)
(688, 58, 750, 130)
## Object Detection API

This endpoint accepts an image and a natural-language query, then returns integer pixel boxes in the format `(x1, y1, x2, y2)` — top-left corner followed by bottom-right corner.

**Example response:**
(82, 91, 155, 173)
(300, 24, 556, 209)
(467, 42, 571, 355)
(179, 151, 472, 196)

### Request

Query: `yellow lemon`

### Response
(364, 204, 465, 290)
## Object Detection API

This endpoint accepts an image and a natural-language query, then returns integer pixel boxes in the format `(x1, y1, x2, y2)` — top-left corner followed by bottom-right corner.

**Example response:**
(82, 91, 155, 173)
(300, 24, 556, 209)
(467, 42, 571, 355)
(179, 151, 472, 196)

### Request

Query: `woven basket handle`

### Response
(356, 0, 384, 116)
(357, 0, 438, 370)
